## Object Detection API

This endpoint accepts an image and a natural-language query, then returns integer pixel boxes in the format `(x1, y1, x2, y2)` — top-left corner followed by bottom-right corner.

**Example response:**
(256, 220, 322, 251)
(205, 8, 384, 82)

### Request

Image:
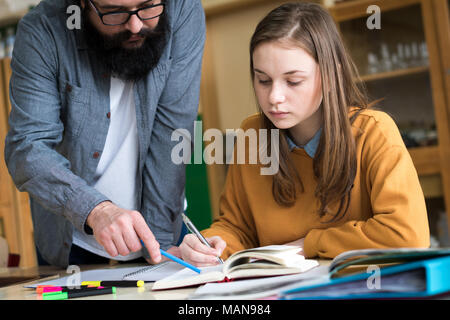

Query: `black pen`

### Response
(82, 280, 145, 287)
(181, 213, 224, 264)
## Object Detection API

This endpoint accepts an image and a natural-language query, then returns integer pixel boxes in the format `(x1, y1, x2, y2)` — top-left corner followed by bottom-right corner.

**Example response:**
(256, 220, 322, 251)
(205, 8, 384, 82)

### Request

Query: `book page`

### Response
(223, 245, 306, 275)
(152, 265, 225, 290)
(191, 264, 329, 300)
(227, 259, 319, 279)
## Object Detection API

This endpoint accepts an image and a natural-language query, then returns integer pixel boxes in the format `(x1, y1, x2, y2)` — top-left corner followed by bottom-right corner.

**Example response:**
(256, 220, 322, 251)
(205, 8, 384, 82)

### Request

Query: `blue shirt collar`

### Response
(286, 128, 322, 158)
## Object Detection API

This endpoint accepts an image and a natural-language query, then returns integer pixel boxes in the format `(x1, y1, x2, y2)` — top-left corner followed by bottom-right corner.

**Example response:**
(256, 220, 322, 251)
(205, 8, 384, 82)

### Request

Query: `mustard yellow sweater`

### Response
(202, 109, 430, 259)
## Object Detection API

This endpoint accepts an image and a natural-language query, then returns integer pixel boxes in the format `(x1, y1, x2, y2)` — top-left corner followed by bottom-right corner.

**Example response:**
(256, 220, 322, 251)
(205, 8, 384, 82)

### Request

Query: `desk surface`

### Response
(0, 263, 197, 300)
(0, 261, 331, 300)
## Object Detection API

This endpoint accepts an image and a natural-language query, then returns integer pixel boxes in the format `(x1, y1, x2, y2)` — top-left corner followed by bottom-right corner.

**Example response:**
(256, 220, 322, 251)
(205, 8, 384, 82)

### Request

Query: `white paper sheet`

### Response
(25, 261, 185, 288)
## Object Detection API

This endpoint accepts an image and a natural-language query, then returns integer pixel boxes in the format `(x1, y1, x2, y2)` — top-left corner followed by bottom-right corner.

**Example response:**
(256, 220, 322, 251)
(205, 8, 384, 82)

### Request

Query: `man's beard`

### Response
(82, 7, 168, 81)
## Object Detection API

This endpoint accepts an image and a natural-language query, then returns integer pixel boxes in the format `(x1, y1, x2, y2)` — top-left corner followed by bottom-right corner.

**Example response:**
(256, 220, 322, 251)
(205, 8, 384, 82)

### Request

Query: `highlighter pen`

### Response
(139, 240, 201, 274)
(81, 280, 145, 288)
(36, 285, 70, 294)
(42, 286, 106, 297)
(38, 285, 90, 294)
(36, 285, 55, 290)
(182, 213, 224, 264)
(42, 287, 116, 300)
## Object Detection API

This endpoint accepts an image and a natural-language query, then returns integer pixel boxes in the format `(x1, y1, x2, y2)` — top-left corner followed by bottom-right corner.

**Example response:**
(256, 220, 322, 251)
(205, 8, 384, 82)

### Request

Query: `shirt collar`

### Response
(286, 128, 322, 158)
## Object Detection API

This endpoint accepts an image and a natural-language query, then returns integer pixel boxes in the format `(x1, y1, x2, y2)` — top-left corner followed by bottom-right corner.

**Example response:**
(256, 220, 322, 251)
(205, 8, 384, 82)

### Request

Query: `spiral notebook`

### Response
(26, 261, 185, 288)
(122, 261, 185, 280)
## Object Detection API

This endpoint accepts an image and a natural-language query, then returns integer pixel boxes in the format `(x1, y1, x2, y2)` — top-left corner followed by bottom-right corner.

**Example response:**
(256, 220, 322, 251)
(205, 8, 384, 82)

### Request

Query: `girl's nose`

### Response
(269, 83, 286, 106)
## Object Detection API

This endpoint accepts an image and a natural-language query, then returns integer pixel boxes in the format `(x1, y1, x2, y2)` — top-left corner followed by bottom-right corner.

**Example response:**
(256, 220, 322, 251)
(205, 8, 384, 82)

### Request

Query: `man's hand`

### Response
(87, 201, 161, 263)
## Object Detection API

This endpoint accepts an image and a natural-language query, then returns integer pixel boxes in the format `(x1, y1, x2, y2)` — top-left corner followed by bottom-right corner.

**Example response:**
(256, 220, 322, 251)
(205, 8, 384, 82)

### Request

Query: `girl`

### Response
(180, 2, 430, 266)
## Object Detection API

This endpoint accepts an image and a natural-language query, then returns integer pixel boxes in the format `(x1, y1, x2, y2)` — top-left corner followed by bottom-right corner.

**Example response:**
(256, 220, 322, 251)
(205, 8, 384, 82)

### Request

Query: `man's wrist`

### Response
(86, 201, 113, 230)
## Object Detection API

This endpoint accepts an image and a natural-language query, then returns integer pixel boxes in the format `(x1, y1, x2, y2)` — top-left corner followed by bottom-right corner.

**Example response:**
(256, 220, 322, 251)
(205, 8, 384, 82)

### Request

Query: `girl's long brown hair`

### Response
(250, 2, 370, 222)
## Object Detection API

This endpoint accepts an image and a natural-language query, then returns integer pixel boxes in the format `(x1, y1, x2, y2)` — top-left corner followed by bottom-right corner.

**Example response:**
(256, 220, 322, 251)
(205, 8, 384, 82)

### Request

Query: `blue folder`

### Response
(281, 253, 450, 299)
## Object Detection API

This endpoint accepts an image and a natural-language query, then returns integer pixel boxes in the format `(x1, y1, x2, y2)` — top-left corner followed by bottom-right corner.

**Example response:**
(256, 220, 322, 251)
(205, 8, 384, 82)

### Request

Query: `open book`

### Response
(152, 245, 319, 290)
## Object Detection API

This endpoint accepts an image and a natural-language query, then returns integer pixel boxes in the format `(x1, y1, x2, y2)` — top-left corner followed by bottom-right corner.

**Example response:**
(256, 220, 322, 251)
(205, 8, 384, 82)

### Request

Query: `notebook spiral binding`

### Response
(122, 261, 170, 280)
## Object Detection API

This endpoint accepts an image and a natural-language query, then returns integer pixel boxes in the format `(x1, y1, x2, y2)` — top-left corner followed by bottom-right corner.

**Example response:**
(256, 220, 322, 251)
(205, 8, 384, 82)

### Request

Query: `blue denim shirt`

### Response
(286, 128, 322, 158)
(4, 0, 205, 267)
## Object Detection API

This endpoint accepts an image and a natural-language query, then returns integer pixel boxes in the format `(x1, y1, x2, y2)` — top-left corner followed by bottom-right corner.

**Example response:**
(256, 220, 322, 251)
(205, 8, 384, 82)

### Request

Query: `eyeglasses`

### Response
(88, 0, 165, 26)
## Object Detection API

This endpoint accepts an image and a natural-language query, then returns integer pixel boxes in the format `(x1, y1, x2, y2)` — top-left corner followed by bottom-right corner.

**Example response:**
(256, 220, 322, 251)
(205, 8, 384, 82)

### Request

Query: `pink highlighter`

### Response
(37, 285, 102, 294)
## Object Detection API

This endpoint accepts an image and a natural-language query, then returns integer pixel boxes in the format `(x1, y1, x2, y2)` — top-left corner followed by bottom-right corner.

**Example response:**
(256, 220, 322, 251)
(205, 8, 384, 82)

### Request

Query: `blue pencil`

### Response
(139, 240, 201, 274)
(160, 249, 201, 274)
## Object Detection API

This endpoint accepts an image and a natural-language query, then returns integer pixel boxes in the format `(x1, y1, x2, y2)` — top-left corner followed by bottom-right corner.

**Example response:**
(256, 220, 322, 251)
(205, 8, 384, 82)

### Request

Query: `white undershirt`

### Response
(73, 76, 141, 261)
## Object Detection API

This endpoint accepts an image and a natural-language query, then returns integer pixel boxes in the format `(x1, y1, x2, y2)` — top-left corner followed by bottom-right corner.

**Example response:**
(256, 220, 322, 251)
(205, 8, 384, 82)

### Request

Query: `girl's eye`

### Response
(287, 80, 303, 86)
(258, 79, 272, 85)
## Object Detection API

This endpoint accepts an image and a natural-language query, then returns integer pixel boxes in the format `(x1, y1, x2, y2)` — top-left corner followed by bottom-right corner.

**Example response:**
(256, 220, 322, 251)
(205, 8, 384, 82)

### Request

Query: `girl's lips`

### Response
(270, 111, 289, 114)
(269, 111, 289, 118)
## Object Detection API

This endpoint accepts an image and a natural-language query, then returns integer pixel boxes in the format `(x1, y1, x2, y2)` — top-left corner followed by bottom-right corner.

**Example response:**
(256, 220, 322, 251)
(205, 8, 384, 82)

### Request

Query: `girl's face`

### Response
(253, 41, 323, 144)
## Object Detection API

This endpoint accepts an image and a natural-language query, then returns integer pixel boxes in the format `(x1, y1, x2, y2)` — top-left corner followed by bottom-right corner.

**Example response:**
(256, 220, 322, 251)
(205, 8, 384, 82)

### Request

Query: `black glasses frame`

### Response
(88, 0, 165, 26)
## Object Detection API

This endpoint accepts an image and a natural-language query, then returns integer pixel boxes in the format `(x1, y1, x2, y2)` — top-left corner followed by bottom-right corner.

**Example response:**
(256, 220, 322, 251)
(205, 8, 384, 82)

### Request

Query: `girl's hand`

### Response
(179, 234, 226, 267)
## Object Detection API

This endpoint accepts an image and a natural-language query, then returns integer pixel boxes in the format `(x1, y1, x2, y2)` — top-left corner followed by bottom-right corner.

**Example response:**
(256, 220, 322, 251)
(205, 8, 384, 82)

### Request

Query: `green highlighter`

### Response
(43, 287, 116, 300)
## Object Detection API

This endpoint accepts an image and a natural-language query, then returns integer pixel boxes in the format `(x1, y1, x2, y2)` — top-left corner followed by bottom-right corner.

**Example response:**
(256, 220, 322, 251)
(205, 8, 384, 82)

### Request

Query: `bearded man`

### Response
(5, 0, 205, 267)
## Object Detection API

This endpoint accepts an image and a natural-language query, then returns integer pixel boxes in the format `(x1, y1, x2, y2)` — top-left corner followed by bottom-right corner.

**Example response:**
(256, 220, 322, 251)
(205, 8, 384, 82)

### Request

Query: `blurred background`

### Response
(0, 0, 449, 268)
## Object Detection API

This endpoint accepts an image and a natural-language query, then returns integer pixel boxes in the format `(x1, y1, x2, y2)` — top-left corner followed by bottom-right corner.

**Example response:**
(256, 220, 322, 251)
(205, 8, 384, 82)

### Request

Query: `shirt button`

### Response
(106, 112, 111, 119)
(93, 152, 100, 159)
